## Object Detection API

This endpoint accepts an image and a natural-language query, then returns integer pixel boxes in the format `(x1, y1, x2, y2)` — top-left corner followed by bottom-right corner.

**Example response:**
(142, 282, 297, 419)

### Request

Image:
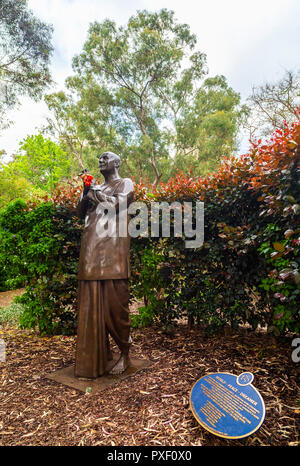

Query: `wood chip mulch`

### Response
(0, 320, 299, 447)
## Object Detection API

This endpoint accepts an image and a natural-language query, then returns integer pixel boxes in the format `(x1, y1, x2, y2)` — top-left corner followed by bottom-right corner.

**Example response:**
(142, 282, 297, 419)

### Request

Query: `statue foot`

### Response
(109, 354, 130, 375)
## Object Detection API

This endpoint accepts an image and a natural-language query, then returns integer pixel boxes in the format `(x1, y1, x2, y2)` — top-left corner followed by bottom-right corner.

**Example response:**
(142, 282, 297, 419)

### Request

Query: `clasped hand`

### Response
(84, 189, 107, 203)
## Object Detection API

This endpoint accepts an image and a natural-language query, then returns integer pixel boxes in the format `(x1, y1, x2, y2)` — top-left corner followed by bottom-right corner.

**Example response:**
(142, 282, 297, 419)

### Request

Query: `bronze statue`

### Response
(74, 152, 134, 378)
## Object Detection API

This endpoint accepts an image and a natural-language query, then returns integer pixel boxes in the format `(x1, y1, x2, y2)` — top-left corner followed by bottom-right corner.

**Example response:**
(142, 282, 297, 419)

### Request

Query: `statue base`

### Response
(45, 355, 152, 393)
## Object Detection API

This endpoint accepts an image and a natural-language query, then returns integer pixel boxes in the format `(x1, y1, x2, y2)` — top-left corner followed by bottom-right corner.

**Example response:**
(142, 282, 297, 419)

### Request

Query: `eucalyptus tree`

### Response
(174, 75, 249, 175)
(46, 9, 206, 183)
(46, 9, 246, 183)
(0, 0, 53, 129)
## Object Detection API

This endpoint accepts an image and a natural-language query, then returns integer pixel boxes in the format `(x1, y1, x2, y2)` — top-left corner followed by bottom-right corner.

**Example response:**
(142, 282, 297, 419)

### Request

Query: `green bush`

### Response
(131, 192, 271, 335)
(130, 241, 165, 328)
(0, 200, 82, 334)
(0, 120, 299, 336)
(0, 199, 56, 290)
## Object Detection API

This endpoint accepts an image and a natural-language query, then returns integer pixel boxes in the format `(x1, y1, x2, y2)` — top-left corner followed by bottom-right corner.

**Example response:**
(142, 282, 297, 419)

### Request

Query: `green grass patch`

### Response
(0, 302, 25, 326)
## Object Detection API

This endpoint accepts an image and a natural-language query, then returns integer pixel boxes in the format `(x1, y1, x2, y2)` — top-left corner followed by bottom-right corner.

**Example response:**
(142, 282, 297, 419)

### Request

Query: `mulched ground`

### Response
(0, 317, 299, 446)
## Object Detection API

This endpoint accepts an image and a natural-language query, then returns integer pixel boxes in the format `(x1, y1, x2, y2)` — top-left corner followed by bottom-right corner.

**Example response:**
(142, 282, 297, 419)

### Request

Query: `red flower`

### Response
(81, 174, 94, 187)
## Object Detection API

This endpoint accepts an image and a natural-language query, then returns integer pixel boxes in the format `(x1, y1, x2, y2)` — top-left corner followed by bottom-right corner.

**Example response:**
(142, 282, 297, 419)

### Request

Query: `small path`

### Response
(0, 288, 26, 308)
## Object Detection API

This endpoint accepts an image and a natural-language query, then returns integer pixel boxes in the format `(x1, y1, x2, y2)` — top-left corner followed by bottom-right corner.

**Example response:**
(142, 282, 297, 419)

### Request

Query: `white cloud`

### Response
(0, 0, 299, 159)
(1, 99, 51, 160)
(142, 0, 299, 92)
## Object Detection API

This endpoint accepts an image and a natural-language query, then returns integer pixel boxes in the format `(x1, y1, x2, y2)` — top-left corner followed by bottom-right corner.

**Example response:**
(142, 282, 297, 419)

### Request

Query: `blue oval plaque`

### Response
(190, 372, 265, 439)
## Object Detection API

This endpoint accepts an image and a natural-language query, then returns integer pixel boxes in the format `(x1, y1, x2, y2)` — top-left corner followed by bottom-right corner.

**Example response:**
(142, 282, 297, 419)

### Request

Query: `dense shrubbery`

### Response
(0, 200, 55, 290)
(0, 198, 83, 334)
(0, 119, 299, 335)
(133, 119, 300, 335)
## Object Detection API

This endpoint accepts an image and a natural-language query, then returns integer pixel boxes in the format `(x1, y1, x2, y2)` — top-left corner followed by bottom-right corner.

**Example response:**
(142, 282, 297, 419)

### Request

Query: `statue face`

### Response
(99, 152, 119, 174)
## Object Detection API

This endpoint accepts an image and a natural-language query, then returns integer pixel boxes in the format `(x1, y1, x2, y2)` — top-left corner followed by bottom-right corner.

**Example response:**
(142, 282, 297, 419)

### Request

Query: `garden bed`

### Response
(0, 319, 299, 446)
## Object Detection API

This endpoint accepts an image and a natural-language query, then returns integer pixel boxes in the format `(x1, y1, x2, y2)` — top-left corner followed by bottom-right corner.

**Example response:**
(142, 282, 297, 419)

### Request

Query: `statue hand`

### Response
(85, 189, 95, 201)
(94, 191, 107, 202)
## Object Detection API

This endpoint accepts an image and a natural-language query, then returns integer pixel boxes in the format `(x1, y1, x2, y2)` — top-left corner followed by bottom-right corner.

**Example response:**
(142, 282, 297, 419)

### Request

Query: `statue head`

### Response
(98, 151, 121, 175)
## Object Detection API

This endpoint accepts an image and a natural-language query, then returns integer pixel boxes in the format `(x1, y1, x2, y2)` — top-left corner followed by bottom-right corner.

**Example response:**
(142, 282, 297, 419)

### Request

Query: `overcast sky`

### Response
(1, 0, 299, 160)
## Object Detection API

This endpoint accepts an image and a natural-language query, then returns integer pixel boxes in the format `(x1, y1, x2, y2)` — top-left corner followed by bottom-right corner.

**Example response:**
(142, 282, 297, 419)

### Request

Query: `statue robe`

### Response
(74, 178, 134, 378)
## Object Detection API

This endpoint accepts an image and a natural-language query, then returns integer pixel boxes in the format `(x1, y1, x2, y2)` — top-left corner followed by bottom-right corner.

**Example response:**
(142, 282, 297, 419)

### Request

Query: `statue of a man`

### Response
(74, 152, 134, 378)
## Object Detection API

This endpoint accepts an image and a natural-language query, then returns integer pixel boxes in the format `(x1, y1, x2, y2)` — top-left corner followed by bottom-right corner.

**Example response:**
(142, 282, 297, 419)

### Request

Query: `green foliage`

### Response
(45, 9, 246, 182)
(8, 134, 72, 192)
(130, 242, 165, 327)
(258, 223, 300, 334)
(0, 302, 25, 325)
(1, 118, 299, 336)
(136, 199, 267, 335)
(174, 75, 249, 175)
(131, 119, 300, 335)
(0, 171, 41, 209)
(0, 199, 55, 289)
(0, 134, 71, 209)
(0, 0, 53, 129)
(0, 199, 82, 334)
(44, 91, 98, 174)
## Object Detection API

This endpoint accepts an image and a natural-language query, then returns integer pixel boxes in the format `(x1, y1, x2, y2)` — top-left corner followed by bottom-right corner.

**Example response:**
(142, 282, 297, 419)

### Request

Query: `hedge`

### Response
(0, 118, 299, 335)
